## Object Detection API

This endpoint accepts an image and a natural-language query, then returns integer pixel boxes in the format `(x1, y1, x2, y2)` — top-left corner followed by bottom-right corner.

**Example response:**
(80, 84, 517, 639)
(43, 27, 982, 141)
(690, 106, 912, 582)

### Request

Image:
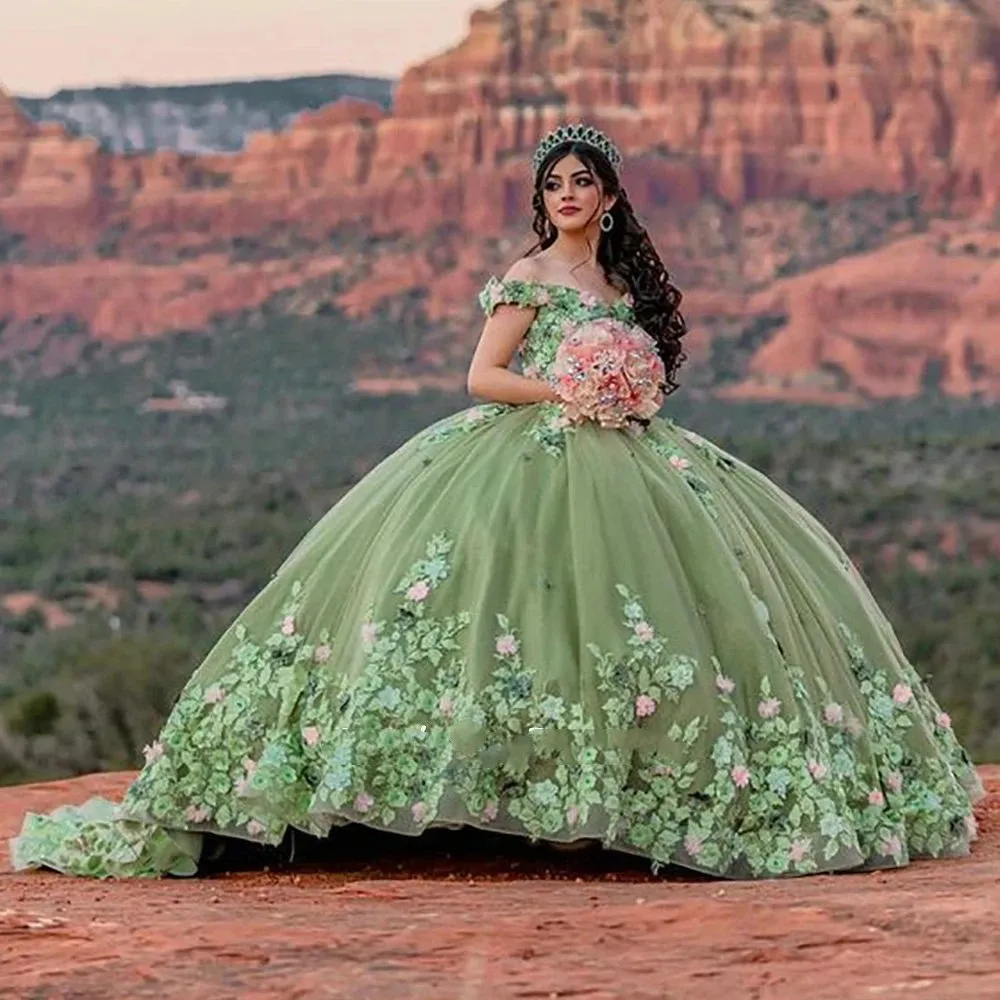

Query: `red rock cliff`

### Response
(1, 0, 1000, 398)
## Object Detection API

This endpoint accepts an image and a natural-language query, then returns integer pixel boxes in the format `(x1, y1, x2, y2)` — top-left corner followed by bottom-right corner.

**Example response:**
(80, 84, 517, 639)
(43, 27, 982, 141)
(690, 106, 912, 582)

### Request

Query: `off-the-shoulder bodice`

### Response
(479, 276, 635, 378)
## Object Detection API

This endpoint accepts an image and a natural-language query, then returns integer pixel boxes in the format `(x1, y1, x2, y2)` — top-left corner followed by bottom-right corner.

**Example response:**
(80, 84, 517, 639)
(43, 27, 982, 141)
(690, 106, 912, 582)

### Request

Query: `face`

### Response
(542, 152, 616, 235)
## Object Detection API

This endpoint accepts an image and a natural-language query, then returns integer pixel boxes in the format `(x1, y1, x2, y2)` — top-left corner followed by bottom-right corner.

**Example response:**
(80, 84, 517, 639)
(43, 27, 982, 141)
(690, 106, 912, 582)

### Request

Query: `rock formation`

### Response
(1, 0, 1000, 398)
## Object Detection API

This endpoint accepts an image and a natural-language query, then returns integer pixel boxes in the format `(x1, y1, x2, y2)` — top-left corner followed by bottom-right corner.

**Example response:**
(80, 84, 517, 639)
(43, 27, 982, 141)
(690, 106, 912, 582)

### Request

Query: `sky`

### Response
(2, 0, 481, 96)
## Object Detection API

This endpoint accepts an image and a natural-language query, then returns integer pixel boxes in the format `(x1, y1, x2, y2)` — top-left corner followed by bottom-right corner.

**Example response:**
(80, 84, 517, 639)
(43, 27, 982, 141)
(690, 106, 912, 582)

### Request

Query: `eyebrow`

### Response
(548, 168, 594, 180)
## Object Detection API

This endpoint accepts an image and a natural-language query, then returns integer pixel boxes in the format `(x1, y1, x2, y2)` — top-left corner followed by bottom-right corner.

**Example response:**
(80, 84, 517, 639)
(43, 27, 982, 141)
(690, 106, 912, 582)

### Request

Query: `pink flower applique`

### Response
(411, 801, 430, 824)
(482, 802, 499, 823)
(185, 805, 210, 824)
(868, 789, 885, 807)
(892, 683, 913, 706)
(716, 675, 735, 695)
(882, 834, 903, 858)
(438, 696, 456, 718)
(635, 694, 658, 718)
(535, 288, 552, 306)
(313, 644, 332, 664)
(360, 621, 379, 647)
(823, 703, 844, 726)
(566, 806, 581, 826)
(495, 633, 519, 656)
(788, 839, 810, 863)
(886, 771, 904, 794)
(280, 615, 296, 637)
(235, 759, 258, 796)
(653, 764, 675, 778)
(807, 760, 828, 781)
(758, 697, 782, 719)
(247, 820, 266, 837)
(142, 741, 164, 764)
(407, 580, 431, 603)
(845, 715, 864, 737)
(578, 291, 601, 308)
(633, 621, 655, 643)
(668, 454, 691, 471)
(301, 726, 321, 748)
(203, 684, 225, 705)
(731, 765, 751, 788)
(684, 833, 703, 857)
(354, 792, 374, 814)
(936, 711, 952, 729)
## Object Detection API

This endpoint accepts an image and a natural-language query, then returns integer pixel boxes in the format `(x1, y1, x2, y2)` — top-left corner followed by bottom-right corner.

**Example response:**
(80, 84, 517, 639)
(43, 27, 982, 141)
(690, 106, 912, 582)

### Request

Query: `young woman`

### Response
(12, 124, 981, 880)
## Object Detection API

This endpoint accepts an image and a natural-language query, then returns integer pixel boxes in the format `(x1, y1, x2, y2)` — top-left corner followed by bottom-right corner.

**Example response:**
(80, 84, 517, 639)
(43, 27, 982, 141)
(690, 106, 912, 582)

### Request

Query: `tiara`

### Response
(531, 123, 623, 175)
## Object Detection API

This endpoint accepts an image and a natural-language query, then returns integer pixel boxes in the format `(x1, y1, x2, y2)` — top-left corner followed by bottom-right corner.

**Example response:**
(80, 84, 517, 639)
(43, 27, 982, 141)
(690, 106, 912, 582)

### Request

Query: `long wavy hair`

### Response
(526, 141, 688, 394)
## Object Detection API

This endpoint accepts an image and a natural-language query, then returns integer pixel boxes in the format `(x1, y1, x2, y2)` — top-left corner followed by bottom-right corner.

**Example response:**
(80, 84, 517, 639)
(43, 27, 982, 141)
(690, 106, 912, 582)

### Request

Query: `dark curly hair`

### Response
(526, 140, 688, 394)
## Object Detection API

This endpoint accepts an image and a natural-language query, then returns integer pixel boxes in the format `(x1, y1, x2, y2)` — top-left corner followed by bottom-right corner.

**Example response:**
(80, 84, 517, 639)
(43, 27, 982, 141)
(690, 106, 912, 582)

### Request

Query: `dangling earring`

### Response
(600, 211, 615, 233)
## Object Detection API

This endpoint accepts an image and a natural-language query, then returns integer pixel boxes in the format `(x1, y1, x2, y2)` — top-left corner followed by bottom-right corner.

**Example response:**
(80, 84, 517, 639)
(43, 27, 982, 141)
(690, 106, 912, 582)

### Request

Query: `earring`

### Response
(600, 211, 615, 233)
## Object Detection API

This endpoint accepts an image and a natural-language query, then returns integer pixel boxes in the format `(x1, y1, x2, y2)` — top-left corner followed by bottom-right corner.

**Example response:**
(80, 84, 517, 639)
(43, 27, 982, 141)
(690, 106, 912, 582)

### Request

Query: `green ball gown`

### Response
(11, 277, 983, 880)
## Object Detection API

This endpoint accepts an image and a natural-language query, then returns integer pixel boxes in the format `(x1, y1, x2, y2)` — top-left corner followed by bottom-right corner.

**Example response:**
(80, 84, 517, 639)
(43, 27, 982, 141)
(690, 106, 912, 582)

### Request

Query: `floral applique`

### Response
(524, 402, 575, 457)
(644, 436, 720, 518)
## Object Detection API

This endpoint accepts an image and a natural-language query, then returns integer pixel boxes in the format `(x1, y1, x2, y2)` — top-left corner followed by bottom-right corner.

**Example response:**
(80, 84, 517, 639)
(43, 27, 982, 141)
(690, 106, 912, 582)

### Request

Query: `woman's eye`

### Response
(576, 177, 593, 187)
(545, 181, 560, 191)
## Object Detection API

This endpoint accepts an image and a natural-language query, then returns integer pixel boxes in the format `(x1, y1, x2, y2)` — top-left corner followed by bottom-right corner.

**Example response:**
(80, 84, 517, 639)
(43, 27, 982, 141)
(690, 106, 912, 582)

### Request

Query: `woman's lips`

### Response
(558, 206, 581, 216)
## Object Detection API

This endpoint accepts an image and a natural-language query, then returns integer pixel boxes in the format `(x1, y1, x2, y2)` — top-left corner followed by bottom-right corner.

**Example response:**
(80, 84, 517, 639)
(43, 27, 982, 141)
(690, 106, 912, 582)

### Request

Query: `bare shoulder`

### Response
(502, 256, 545, 283)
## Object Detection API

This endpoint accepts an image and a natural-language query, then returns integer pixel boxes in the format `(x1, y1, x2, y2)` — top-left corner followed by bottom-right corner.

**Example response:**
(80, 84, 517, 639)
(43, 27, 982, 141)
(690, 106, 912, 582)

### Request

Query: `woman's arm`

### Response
(466, 304, 559, 404)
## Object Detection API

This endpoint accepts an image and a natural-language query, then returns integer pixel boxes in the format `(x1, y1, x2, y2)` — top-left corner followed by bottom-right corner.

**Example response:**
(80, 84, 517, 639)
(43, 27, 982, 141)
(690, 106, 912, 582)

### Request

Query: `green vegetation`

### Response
(0, 305, 997, 783)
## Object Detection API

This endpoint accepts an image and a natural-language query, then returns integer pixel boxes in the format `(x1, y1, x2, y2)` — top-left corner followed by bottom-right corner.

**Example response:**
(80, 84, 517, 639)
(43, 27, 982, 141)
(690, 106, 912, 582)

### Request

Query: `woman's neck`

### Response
(547, 229, 601, 270)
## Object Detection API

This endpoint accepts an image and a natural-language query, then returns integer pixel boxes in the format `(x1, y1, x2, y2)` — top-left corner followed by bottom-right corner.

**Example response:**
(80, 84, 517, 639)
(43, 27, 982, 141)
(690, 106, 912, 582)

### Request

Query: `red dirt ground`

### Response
(1, 768, 998, 999)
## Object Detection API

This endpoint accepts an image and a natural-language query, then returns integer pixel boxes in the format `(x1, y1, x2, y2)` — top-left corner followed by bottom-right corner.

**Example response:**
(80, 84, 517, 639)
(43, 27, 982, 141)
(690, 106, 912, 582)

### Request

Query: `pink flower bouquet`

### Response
(551, 318, 666, 428)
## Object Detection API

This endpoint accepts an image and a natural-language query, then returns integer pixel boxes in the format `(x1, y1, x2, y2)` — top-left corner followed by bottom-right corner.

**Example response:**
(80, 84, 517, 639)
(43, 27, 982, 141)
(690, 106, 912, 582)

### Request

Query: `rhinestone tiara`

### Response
(531, 123, 623, 175)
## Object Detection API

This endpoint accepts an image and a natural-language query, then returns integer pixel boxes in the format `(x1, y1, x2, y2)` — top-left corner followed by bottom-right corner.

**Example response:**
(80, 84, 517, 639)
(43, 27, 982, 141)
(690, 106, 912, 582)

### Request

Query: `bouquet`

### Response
(550, 318, 666, 429)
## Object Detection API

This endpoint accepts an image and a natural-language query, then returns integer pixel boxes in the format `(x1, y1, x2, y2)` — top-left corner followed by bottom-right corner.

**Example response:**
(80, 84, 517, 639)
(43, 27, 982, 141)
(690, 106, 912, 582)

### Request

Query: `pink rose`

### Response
(731, 765, 751, 788)
(354, 792, 374, 814)
(411, 801, 429, 824)
(683, 833, 703, 857)
(882, 835, 903, 858)
(247, 820, 266, 837)
(823, 703, 844, 726)
(142, 741, 164, 764)
(243, 758, 259, 777)
(886, 771, 903, 794)
(653, 764, 675, 778)
(566, 806, 581, 826)
(482, 802, 499, 823)
(635, 694, 658, 718)
(407, 580, 431, 603)
(868, 789, 885, 807)
(301, 726, 321, 748)
(495, 633, 519, 656)
(438, 696, 455, 718)
(936, 712, 952, 729)
(280, 615, 296, 637)
(633, 621, 654, 643)
(758, 698, 782, 719)
(185, 805, 210, 824)
(892, 683, 913, 706)
(203, 684, 225, 705)
(360, 621, 378, 647)
(716, 675, 735, 695)
(807, 760, 828, 781)
(789, 840, 810, 863)
(669, 454, 691, 471)
(313, 644, 332, 664)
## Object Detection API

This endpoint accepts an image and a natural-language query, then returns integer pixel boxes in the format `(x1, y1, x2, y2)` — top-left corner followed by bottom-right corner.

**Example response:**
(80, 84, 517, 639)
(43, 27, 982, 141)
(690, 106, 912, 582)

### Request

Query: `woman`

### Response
(12, 124, 982, 880)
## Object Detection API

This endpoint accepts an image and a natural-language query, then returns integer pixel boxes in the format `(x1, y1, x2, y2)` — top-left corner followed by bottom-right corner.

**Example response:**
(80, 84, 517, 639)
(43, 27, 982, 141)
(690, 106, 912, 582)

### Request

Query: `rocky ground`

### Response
(0, 768, 997, 999)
